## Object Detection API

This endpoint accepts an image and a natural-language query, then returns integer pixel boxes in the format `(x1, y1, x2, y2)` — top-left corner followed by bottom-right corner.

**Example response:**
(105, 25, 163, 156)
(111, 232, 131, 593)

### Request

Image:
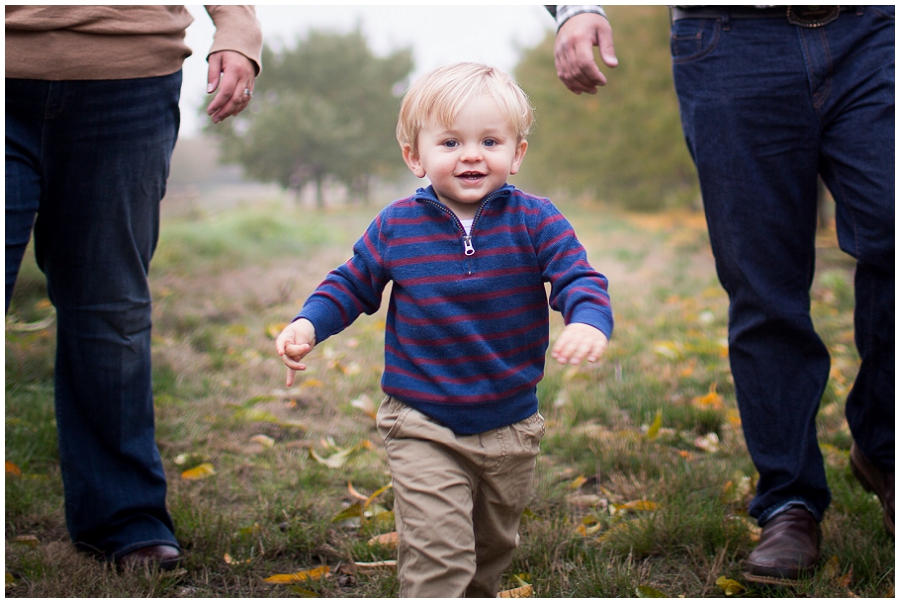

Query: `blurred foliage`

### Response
(208, 29, 414, 206)
(515, 6, 699, 211)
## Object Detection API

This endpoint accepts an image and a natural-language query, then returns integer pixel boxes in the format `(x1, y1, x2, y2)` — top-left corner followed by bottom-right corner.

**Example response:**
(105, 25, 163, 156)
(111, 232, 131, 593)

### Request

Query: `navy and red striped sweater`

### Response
(297, 184, 613, 434)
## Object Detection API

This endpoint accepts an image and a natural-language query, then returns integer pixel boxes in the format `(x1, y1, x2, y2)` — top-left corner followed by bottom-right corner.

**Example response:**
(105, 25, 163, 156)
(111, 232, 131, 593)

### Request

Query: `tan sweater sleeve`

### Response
(205, 6, 263, 75)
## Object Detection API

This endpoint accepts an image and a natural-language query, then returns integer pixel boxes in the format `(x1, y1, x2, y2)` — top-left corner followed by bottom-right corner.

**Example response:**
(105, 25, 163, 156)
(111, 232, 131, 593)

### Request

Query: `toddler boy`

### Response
(276, 62, 613, 597)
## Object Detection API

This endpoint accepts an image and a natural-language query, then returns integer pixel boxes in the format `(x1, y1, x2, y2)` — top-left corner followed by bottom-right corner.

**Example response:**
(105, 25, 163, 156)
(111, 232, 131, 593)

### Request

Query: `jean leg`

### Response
(814, 6, 895, 470)
(672, 17, 831, 522)
(30, 73, 182, 558)
(5, 79, 46, 313)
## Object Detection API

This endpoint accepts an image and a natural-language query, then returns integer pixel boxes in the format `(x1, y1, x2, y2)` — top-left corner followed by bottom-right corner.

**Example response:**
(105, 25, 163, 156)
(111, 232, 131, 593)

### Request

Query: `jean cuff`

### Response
(757, 499, 822, 526)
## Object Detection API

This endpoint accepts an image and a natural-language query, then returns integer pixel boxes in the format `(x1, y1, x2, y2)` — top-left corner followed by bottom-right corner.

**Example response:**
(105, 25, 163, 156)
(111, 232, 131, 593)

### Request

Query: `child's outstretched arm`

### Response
(275, 318, 317, 387)
(551, 322, 609, 365)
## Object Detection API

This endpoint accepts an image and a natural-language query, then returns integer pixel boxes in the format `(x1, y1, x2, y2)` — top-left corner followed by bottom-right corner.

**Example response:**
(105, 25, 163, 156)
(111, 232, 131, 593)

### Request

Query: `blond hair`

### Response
(396, 62, 534, 151)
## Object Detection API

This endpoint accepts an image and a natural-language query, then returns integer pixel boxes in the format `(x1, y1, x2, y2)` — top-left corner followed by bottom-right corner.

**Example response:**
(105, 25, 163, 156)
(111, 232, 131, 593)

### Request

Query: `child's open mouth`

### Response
(457, 171, 485, 182)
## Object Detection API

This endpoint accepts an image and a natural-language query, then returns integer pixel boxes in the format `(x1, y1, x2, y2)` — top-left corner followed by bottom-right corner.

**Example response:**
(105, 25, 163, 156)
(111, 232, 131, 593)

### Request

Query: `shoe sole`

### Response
(850, 451, 895, 536)
(742, 571, 800, 587)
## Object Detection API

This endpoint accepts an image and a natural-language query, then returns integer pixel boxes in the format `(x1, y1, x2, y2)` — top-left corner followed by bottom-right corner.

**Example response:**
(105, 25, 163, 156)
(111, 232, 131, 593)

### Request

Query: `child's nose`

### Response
(459, 144, 482, 161)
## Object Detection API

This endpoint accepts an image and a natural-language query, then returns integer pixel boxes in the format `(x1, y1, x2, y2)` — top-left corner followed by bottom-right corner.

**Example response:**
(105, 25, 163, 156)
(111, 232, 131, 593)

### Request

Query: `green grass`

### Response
(5, 198, 893, 597)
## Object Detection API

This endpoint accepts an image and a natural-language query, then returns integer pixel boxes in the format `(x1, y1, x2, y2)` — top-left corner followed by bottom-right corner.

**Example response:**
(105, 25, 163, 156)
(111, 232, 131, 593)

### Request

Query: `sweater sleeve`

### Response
(296, 213, 391, 343)
(204, 6, 263, 74)
(533, 202, 614, 338)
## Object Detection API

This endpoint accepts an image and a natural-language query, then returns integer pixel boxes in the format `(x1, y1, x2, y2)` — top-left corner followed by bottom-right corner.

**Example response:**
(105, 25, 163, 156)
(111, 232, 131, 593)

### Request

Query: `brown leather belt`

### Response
(671, 6, 849, 28)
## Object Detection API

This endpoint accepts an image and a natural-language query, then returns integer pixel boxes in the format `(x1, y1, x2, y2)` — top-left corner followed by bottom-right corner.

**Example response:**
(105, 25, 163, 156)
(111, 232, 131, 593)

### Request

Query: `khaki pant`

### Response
(376, 397, 544, 598)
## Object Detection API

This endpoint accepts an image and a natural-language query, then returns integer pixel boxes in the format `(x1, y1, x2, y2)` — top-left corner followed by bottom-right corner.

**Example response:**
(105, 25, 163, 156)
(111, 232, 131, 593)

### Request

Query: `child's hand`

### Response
(275, 318, 317, 387)
(551, 322, 609, 365)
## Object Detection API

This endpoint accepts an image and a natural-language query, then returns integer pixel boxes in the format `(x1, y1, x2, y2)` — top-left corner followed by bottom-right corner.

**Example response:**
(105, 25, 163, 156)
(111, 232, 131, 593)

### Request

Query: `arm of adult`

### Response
(204, 5, 263, 123)
(553, 7, 618, 95)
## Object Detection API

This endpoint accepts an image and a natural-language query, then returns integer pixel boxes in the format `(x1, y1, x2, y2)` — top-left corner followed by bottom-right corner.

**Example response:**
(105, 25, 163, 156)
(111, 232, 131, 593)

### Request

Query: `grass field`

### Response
(5, 196, 894, 597)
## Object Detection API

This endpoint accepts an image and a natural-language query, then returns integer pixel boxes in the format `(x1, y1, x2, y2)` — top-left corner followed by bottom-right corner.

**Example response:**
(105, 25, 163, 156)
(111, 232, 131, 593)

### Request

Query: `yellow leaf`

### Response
(636, 585, 668, 597)
(181, 463, 216, 480)
(6, 572, 15, 587)
(653, 341, 680, 359)
(568, 475, 588, 490)
(715, 576, 745, 596)
(645, 409, 663, 440)
(224, 552, 253, 565)
(365, 482, 392, 508)
(6, 461, 22, 476)
(576, 516, 603, 536)
(13, 535, 39, 547)
(287, 585, 320, 597)
(300, 379, 323, 389)
(617, 500, 658, 512)
(347, 481, 369, 501)
(498, 584, 533, 598)
(692, 383, 723, 409)
(264, 565, 330, 584)
(367, 532, 399, 548)
(250, 434, 275, 448)
(266, 323, 287, 339)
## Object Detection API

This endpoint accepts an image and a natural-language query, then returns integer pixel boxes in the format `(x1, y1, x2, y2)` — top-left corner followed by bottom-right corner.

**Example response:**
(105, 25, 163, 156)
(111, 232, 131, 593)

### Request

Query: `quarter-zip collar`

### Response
(415, 184, 514, 256)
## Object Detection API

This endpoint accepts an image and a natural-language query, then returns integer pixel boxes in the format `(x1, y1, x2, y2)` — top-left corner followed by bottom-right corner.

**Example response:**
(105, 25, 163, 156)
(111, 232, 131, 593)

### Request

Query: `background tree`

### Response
(515, 6, 699, 211)
(210, 29, 414, 206)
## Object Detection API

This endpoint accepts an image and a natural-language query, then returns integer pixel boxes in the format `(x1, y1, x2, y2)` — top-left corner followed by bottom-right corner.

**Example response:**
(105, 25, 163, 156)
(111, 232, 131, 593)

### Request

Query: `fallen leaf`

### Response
(347, 481, 369, 501)
(181, 463, 216, 480)
(263, 565, 331, 584)
(224, 552, 253, 565)
(616, 500, 658, 513)
(498, 584, 533, 598)
(645, 409, 663, 440)
(300, 379, 323, 389)
(13, 535, 39, 547)
(367, 532, 399, 548)
(575, 515, 603, 537)
(287, 585, 320, 597)
(250, 434, 275, 448)
(6, 461, 22, 476)
(692, 383, 723, 409)
(266, 323, 287, 339)
(636, 585, 668, 597)
(694, 432, 720, 453)
(308, 440, 373, 469)
(6, 572, 15, 587)
(350, 394, 377, 419)
(568, 475, 588, 490)
(715, 576, 745, 596)
(353, 560, 397, 574)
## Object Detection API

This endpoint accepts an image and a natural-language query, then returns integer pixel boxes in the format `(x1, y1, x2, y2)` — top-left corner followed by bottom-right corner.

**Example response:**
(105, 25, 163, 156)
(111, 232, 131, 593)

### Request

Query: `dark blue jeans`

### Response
(671, 7, 895, 524)
(5, 73, 182, 559)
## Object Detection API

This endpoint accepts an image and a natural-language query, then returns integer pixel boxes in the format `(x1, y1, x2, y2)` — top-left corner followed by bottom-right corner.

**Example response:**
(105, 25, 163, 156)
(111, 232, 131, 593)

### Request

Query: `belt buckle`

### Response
(787, 6, 841, 28)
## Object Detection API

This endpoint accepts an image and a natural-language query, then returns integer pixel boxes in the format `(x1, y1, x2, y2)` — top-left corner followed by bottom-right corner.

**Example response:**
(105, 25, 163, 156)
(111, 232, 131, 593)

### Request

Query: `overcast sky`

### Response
(181, 5, 554, 137)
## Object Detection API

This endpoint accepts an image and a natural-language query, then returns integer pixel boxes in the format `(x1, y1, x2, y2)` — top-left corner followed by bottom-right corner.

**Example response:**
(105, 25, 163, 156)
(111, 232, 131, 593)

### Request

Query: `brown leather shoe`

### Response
(743, 507, 820, 585)
(116, 545, 182, 571)
(850, 442, 895, 536)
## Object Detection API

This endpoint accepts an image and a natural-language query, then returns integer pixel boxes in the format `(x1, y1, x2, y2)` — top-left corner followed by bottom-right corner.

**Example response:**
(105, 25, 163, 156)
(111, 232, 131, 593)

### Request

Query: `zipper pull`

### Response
(463, 235, 475, 256)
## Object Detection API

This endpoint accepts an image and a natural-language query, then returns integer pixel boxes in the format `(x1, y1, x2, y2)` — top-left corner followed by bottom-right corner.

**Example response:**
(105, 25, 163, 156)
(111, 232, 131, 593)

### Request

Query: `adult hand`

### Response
(554, 12, 618, 95)
(206, 50, 257, 124)
(551, 322, 609, 366)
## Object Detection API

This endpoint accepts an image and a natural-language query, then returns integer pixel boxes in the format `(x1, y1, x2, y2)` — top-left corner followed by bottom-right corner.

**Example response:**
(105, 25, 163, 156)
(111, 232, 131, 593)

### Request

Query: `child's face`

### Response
(402, 95, 527, 219)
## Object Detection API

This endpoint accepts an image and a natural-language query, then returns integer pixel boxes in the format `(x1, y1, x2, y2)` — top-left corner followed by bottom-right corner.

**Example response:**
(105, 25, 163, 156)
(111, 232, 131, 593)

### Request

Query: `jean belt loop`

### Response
(722, 9, 731, 31)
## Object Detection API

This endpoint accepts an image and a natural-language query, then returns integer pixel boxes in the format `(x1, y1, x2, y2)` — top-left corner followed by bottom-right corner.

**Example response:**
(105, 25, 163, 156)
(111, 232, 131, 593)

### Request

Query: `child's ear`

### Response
(402, 144, 426, 179)
(509, 139, 528, 176)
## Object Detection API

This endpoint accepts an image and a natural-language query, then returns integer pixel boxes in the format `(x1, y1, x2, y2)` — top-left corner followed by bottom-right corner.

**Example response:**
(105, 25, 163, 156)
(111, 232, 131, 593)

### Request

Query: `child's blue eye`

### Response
(442, 140, 458, 148)
(483, 139, 497, 147)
